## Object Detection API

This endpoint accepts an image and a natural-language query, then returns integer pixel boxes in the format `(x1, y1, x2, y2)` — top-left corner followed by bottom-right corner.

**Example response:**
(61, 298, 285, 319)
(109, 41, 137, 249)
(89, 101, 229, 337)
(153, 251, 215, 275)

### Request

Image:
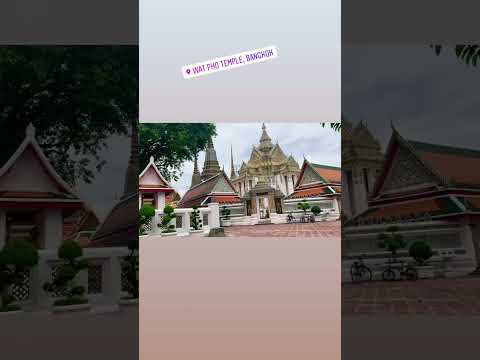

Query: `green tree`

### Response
(377, 226, 406, 262)
(190, 206, 202, 230)
(297, 200, 311, 214)
(0, 239, 39, 312)
(431, 45, 480, 67)
(160, 205, 177, 233)
(321, 123, 341, 132)
(0, 46, 138, 185)
(139, 123, 216, 181)
(43, 240, 89, 306)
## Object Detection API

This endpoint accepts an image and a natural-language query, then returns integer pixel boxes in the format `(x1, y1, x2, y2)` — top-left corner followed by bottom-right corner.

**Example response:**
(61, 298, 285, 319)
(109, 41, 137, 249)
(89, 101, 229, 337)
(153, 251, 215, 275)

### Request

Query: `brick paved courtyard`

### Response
(223, 220, 341, 238)
(343, 277, 480, 316)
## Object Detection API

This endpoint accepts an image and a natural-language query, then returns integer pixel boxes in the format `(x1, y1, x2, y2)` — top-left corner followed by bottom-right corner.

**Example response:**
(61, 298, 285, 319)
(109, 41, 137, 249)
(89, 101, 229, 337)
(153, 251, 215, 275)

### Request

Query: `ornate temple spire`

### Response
(122, 118, 138, 198)
(230, 144, 237, 179)
(190, 153, 201, 188)
(258, 123, 273, 152)
(201, 136, 221, 181)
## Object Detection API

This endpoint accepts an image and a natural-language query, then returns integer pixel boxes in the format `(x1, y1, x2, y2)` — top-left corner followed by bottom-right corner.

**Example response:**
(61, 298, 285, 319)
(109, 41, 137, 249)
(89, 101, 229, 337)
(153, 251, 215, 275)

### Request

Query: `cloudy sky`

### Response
(140, 0, 340, 122)
(171, 123, 340, 196)
(77, 134, 130, 221)
(343, 45, 480, 150)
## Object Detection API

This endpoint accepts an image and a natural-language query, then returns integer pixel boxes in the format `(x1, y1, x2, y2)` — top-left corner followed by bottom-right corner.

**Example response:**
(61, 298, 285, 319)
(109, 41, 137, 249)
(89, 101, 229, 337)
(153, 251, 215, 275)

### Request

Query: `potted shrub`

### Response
(120, 239, 139, 305)
(190, 206, 203, 233)
(159, 205, 176, 236)
(377, 226, 406, 263)
(0, 239, 38, 313)
(221, 206, 232, 227)
(139, 205, 156, 235)
(43, 240, 90, 312)
(409, 241, 434, 278)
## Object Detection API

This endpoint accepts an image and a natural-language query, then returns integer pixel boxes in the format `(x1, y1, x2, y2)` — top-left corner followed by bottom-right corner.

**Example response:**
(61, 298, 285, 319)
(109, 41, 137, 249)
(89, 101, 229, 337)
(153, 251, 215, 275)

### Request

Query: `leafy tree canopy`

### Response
(431, 44, 480, 67)
(0, 46, 138, 185)
(139, 123, 216, 182)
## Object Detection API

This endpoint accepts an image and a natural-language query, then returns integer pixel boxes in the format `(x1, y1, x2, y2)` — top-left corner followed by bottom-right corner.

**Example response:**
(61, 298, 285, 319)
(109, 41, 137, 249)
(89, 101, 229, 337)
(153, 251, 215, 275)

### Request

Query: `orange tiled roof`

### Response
(311, 163, 341, 183)
(209, 195, 242, 204)
(286, 185, 330, 199)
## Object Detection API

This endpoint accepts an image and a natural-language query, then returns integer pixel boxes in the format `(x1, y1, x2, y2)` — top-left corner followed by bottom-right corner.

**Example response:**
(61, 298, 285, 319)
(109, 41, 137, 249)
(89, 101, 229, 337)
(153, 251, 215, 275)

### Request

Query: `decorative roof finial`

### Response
(26, 123, 36, 138)
(150, 156, 154, 163)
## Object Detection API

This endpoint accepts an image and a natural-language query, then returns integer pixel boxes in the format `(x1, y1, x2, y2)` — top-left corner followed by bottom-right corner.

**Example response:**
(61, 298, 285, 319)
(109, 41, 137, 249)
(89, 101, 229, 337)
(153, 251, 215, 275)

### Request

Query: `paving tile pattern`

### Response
(224, 221, 341, 238)
(343, 277, 480, 316)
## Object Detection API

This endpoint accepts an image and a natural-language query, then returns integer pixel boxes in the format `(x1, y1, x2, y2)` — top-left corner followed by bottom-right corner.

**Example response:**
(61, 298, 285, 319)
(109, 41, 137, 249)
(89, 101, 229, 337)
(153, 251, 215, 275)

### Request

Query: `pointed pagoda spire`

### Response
(230, 144, 237, 179)
(122, 118, 138, 198)
(190, 153, 201, 188)
(201, 136, 221, 181)
(258, 123, 273, 152)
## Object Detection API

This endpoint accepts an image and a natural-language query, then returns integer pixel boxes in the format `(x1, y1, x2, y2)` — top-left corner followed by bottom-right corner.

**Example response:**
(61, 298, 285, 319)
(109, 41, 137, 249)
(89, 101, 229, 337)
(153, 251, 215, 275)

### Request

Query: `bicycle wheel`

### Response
(359, 265, 372, 281)
(382, 268, 395, 281)
(404, 267, 418, 281)
(350, 265, 359, 282)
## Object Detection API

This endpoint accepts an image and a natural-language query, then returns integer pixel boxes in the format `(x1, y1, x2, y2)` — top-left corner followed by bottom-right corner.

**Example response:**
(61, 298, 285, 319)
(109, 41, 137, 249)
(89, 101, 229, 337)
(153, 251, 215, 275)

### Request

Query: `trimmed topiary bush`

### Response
(43, 240, 89, 307)
(161, 205, 176, 233)
(297, 200, 311, 214)
(139, 205, 156, 235)
(190, 206, 202, 230)
(409, 241, 433, 265)
(311, 206, 321, 216)
(0, 239, 39, 312)
(377, 226, 406, 262)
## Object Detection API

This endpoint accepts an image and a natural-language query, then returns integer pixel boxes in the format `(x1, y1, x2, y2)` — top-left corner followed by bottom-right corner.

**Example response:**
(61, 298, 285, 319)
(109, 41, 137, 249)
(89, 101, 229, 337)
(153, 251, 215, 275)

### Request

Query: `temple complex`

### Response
(341, 119, 384, 219)
(343, 126, 480, 276)
(176, 124, 341, 225)
(231, 124, 301, 198)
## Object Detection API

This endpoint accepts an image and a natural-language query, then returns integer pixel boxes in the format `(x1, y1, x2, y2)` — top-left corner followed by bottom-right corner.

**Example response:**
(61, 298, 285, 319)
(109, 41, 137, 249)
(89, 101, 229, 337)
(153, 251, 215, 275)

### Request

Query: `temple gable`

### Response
(0, 145, 63, 193)
(299, 165, 323, 186)
(212, 176, 235, 193)
(380, 143, 438, 195)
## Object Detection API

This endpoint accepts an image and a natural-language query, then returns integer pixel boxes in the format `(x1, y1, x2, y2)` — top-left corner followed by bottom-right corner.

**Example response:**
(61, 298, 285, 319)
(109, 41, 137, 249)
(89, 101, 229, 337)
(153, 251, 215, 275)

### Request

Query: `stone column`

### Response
(156, 192, 166, 211)
(103, 255, 122, 303)
(30, 255, 52, 307)
(182, 211, 191, 232)
(42, 208, 63, 249)
(207, 203, 220, 228)
(0, 209, 6, 249)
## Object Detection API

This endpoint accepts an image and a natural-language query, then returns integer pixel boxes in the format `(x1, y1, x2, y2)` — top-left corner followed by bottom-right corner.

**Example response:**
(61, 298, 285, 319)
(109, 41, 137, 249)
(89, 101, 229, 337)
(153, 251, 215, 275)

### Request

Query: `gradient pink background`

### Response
(141, 237, 340, 360)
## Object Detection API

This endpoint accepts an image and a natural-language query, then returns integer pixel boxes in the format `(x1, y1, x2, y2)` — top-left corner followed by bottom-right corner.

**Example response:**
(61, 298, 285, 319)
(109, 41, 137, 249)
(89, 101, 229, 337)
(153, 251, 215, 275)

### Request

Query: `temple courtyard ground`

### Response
(2, 306, 138, 360)
(343, 276, 480, 316)
(223, 220, 341, 238)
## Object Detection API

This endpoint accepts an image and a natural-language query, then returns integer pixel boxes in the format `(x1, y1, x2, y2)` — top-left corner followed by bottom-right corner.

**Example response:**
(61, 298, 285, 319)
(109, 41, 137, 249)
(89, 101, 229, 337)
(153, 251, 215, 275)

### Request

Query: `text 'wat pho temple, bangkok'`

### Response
(139, 124, 341, 235)
(342, 120, 480, 280)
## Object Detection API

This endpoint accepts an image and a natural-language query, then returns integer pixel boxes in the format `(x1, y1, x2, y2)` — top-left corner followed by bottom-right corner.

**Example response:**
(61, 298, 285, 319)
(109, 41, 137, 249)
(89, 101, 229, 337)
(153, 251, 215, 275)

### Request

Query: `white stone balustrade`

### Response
(152, 203, 220, 236)
(24, 247, 134, 309)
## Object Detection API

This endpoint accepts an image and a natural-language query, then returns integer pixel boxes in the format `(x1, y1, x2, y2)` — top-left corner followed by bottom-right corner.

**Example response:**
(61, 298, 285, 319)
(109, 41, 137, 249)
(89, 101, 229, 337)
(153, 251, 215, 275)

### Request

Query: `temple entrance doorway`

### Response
(258, 195, 270, 219)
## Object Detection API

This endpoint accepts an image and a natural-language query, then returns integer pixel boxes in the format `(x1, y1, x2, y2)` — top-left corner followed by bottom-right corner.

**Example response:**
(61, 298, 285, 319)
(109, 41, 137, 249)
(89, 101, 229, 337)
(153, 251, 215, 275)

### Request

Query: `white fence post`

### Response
(208, 203, 220, 229)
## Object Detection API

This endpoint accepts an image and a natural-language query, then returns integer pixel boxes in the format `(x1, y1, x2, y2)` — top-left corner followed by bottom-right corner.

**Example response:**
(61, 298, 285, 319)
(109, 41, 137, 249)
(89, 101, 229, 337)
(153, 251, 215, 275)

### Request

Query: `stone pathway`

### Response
(343, 277, 480, 316)
(224, 221, 341, 238)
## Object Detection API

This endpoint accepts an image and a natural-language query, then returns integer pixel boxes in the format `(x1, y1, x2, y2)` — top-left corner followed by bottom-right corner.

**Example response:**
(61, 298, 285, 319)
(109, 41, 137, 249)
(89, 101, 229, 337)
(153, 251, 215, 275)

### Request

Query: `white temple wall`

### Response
(40, 208, 63, 249)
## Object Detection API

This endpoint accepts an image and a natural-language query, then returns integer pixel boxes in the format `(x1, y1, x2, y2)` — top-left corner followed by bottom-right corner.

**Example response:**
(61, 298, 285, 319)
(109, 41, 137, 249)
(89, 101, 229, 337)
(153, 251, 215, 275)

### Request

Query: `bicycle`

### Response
(382, 259, 418, 281)
(350, 257, 372, 282)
